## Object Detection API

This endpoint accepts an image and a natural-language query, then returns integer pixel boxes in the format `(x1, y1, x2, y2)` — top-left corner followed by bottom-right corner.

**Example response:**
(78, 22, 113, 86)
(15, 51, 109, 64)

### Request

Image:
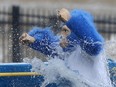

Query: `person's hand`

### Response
(58, 8, 70, 22)
(19, 33, 35, 45)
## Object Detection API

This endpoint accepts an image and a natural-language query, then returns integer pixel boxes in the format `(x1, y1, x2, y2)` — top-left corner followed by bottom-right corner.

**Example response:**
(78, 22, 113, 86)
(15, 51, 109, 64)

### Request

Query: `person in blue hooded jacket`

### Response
(57, 8, 112, 86)
(19, 8, 112, 86)
(20, 9, 104, 58)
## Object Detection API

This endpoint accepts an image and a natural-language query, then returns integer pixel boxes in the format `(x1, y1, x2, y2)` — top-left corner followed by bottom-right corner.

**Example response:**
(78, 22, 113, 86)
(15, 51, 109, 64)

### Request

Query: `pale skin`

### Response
(19, 33, 35, 45)
(59, 25, 71, 48)
(58, 8, 70, 22)
(58, 8, 71, 47)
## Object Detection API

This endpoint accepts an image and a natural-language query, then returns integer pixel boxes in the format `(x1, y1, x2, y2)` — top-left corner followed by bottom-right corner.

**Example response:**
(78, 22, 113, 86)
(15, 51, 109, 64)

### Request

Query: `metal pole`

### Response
(12, 6, 21, 62)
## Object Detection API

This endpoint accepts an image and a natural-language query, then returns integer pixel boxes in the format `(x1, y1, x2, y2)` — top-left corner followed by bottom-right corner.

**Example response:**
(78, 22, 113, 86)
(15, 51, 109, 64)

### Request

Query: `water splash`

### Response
(105, 40, 116, 59)
(23, 52, 112, 87)
(23, 58, 96, 87)
(22, 40, 116, 87)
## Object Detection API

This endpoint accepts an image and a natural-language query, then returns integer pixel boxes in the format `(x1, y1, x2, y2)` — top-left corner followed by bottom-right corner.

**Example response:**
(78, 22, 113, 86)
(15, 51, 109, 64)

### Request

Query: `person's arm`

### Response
(28, 27, 58, 57)
(66, 9, 104, 56)
(20, 27, 58, 57)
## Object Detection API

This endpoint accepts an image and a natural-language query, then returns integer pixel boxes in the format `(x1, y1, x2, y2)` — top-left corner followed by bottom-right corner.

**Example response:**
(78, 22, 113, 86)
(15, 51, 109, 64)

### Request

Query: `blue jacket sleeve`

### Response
(28, 27, 59, 57)
(66, 9, 104, 56)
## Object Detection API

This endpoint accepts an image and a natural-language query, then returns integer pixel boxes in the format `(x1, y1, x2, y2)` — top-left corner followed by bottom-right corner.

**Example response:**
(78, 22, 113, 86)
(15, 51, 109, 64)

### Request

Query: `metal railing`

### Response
(0, 6, 116, 62)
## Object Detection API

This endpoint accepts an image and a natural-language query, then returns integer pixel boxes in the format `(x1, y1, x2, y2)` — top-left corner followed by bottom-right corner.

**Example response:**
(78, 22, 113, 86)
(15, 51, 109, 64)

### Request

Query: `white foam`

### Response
(23, 56, 112, 87)
(22, 41, 114, 87)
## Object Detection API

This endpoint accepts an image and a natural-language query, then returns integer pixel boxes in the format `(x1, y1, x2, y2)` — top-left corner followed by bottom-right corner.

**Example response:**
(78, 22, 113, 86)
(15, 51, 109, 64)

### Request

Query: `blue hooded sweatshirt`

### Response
(28, 9, 104, 57)
(66, 9, 104, 56)
(28, 27, 60, 57)
(28, 27, 79, 57)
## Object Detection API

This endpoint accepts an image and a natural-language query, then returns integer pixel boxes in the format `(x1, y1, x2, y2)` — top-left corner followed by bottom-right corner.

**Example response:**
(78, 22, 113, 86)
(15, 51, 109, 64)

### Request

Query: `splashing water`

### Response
(24, 51, 110, 87)
(24, 58, 95, 87)
(105, 40, 116, 59)
(22, 39, 116, 87)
